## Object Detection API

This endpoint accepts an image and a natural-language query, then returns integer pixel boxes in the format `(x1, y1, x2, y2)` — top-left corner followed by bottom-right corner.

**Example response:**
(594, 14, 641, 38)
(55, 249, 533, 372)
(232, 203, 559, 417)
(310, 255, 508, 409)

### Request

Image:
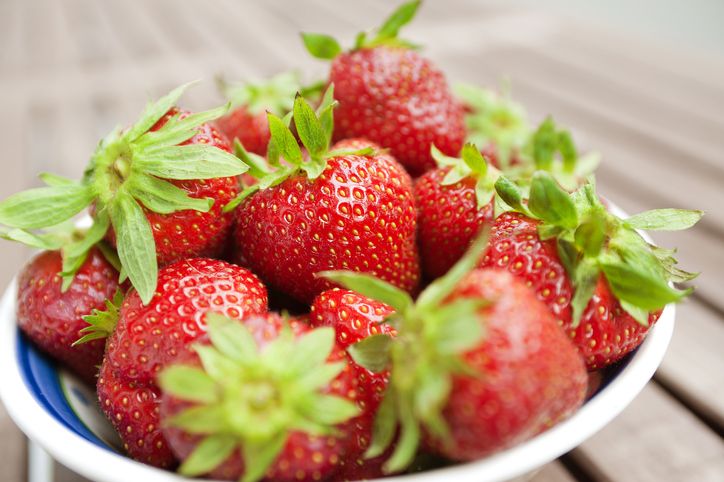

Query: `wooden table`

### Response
(1, 1, 722, 481)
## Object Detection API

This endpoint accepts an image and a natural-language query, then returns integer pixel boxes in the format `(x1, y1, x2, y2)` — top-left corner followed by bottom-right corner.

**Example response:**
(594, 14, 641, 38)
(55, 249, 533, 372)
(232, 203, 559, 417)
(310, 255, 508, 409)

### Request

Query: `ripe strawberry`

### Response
(303, 1, 465, 176)
(96, 258, 268, 468)
(487, 172, 701, 368)
(0, 82, 248, 304)
(310, 289, 397, 477)
(322, 233, 587, 471)
(415, 144, 498, 279)
(230, 92, 420, 303)
(158, 313, 364, 482)
(16, 248, 120, 382)
(215, 72, 303, 156)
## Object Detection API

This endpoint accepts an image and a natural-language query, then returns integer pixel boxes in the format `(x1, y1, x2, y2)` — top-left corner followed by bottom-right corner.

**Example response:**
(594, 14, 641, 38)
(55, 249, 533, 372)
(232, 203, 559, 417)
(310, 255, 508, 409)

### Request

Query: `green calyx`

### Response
(431, 143, 500, 209)
(495, 171, 702, 326)
(224, 85, 374, 212)
(0, 82, 247, 304)
(74, 289, 124, 345)
(515, 117, 600, 191)
(158, 313, 359, 482)
(302, 0, 421, 59)
(217, 71, 323, 117)
(454, 82, 530, 169)
(318, 229, 491, 473)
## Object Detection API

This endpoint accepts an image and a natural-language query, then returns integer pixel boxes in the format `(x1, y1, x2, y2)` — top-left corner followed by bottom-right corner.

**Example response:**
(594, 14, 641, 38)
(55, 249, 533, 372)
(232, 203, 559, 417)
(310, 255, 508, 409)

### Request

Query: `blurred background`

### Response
(0, 0, 722, 481)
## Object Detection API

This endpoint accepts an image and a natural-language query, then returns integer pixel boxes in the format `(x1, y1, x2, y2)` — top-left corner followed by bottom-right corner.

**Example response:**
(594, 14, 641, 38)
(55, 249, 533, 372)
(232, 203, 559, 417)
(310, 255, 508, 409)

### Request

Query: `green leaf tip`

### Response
(432, 142, 498, 208)
(160, 313, 359, 482)
(302, 0, 422, 58)
(217, 71, 305, 116)
(75, 289, 124, 345)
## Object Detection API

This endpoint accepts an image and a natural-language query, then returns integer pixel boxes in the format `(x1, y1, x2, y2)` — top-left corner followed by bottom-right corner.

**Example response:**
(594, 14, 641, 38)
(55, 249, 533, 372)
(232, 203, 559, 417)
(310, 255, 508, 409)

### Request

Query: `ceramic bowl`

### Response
(0, 278, 675, 482)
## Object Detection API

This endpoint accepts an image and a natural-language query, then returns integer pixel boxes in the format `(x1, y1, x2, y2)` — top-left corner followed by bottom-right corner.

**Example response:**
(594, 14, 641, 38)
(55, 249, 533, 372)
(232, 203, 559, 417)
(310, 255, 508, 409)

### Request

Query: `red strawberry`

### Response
(97, 258, 268, 468)
(230, 93, 420, 303)
(321, 233, 587, 471)
(487, 172, 701, 368)
(16, 248, 120, 382)
(310, 289, 396, 477)
(0, 82, 248, 305)
(215, 72, 304, 156)
(415, 144, 498, 279)
(103, 107, 240, 268)
(303, 1, 465, 176)
(158, 313, 365, 482)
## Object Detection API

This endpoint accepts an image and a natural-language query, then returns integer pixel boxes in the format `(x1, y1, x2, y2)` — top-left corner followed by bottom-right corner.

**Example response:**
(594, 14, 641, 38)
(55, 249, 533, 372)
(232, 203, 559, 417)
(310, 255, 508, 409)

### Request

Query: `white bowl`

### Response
(0, 276, 674, 482)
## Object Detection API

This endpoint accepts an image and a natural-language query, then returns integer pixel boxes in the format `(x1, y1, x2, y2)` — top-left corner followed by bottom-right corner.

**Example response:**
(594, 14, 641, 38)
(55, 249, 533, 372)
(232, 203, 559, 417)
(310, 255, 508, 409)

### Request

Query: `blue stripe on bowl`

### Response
(15, 330, 109, 449)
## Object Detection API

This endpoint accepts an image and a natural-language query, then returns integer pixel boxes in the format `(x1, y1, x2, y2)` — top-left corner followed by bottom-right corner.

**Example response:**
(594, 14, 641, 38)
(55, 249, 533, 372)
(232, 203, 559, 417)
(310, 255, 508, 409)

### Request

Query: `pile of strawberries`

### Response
(0, 2, 702, 481)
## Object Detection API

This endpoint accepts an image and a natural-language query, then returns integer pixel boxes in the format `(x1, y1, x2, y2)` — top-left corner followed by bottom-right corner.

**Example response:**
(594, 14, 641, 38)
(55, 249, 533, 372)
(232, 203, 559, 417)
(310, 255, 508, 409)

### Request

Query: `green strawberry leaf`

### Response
(0, 184, 95, 230)
(39, 172, 78, 187)
(0, 228, 65, 250)
(574, 215, 606, 257)
(158, 365, 218, 404)
(267, 113, 303, 166)
(301, 33, 342, 59)
(109, 193, 157, 304)
(494, 175, 531, 216)
(134, 145, 247, 180)
(461, 143, 487, 177)
(376, 0, 421, 41)
(600, 259, 691, 311)
(178, 434, 237, 477)
(348, 334, 393, 373)
(570, 260, 599, 327)
(74, 289, 124, 345)
(127, 175, 213, 214)
(365, 388, 398, 459)
(625, 209, 703, 231)
(293, 94, 327, 159)
(60, 211, 112, 290)
(240, 434, 288, 482)
(528, 171, 578, 229)
(125, 81, 196, 142)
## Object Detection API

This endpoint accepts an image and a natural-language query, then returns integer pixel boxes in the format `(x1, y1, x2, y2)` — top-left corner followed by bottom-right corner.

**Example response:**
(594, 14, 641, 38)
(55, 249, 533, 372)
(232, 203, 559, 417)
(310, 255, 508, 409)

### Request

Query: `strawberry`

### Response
(95, 258, 268, 468)
(302, 0, 465, 176)
(310, 289, 396, 477)
(415, 143, 499, 279)
(158, 313, 364, 482)
(454, 83, 530, 170)
(487, 172, 702, 368)
(321, 232, 588, 471)
(0, 82, 248, 304)
(16, 248, 120, 382)
(215, 72, 303, 156)
(229, 91, 420, 303)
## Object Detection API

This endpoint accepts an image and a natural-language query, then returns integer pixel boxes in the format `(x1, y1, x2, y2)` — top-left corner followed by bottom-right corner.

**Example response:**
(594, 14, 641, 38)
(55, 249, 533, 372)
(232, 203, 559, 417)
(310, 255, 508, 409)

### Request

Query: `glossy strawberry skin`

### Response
(330, 47, 466, 177)
(17, 249, 120, 383)
(161, 313, 373, 482)
(105, 109, 240, 267)
(427, 269, 587, 460)
(480, 212, 661, 369)
(310, 289, 395, 473)
(415, 167, 494, 279)
(233, 142, 420, 303)
(99, 258, 268, 467)
(97, 361, 176, 468)
(215, 106, 270, 156)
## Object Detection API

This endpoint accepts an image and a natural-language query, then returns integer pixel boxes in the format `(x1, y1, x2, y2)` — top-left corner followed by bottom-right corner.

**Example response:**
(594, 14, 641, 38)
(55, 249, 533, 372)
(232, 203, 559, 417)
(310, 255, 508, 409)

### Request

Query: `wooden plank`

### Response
(657, 300, 724, 430)
(526, 462, 578, 482)
(570, 383, 724, 482)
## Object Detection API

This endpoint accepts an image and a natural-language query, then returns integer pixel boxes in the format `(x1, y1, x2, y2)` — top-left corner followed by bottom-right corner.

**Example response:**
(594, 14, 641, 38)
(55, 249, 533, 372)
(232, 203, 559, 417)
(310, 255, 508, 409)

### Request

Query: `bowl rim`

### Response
(0, 276, 675, 482)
